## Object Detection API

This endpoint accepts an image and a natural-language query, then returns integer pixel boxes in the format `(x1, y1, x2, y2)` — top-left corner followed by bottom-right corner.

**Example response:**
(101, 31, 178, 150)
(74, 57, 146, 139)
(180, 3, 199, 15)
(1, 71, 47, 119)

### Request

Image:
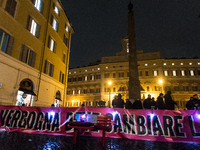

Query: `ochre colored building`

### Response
(66, 37, 200, 110)
(0, 0, 74, 107)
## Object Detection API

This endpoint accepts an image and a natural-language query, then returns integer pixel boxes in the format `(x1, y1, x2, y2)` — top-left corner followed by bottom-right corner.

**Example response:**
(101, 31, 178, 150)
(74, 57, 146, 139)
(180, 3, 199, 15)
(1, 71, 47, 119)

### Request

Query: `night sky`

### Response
(60, 0, 200, 69)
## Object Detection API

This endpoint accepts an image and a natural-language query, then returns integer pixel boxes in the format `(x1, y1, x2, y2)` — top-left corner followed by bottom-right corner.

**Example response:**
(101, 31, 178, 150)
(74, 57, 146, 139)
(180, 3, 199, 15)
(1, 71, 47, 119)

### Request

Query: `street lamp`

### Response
(108, 81, 112, 108)
(158, 79, 163, 93)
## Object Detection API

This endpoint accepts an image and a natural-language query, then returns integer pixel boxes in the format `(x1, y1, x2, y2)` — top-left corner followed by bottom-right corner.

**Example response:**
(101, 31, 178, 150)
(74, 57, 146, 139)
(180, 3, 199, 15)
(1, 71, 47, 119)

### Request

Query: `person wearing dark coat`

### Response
(186, 97, 194, 110)
(132, 98, 143, 109)
(143, 94, 157, 109)
(156, 93, 165, 110)
(164, 91, 177, 110)
(112, 95, 118, 108)
(115, 94, 124, 108)
(192, 94, 200, 110)
(125, 99, 132, 109)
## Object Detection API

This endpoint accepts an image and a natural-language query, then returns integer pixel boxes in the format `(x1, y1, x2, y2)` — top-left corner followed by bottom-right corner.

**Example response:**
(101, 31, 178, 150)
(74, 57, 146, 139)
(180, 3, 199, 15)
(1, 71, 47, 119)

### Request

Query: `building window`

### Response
(89, 101, 93, 106)
(53, 3, 59, 15)
(63, 53, 66, 63)
(65, 24, 69, 32)
(139, 71, 142, 76)
(44, 60, 54, 77)
(119, 72, 124, 78)
(113, 73, 116, 78)
(145, 64, 148, 66)
(83, 89, 87, 94)
(90, 89, 94, 93)
(189, 63, 192, 65)
(104, 73, 109, 78)
(172, 63, 175, 65)
(96, 74, 101, 79)
(127, 43, 129, 53)
(190, 70, 195, 76)
(119, 87, 125, 91)
(27, 16, 41, 38)
(192, 86, 198, 91)
(98, 68, 100, 70)
(78, 90, 81, 94)
(96, 88, 100, 93)
(78, 77, 82, 81)
(68, 78, 71, 82)
(172, 70, 177, 76)
(127, 72, 129, 77)
(181, 70, 185, 76)
(67, 90, 70, 95)
(154, 86, 159, 91)
(32, 0, 44, 13)
(153, 70, 158, 76)
(183, 86, 189, 91)
(5, 0, 17, 17)
(198, 70, 200, 76)
(180, 63, 183, 65)
(63, 35, 69, 47)
(72, 90, 75, 95)
(173, 86, 179, 91)
(0, 29, 14, 55)
(145, 71, 149, 76)
(59, 71, 64, 84)
(113, 88, 116, 92)
(48, 36, 56, 52)
(73, 77, 76, 82)
(163, 63, 166, 65)
(50, 15, 58, 31)
(146, 86, 150, 91)
(84, 76, 87, 81)
(20, 45, 36, 67)
(90, 75, 94, 80)
(164, 71, 168, 76)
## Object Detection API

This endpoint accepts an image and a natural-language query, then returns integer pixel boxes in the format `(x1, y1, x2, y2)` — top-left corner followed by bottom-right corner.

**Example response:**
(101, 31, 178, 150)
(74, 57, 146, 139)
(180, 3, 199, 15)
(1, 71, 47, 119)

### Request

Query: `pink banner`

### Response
(0, 105, 200, 143)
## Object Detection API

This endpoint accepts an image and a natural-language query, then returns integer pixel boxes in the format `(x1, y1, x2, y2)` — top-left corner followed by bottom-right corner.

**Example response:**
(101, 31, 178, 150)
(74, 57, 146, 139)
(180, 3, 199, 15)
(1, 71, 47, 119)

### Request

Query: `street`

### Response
(0, 131, 199, 150)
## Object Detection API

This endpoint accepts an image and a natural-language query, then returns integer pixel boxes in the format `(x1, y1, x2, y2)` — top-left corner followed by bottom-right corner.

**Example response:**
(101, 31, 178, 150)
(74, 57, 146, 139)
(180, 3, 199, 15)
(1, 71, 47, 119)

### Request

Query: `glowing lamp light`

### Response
(112, 111, 118, 117)
(108, 81, 112, 85)
(158, 79, 163, 84)
(197, 114, 200, 119)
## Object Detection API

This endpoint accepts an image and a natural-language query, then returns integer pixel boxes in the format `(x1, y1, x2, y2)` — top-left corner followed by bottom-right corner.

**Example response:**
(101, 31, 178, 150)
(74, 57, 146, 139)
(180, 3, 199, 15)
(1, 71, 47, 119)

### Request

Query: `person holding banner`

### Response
(132, 98, 143, 109)
(143, 94, 156, 109)
(156, 93, 165, 110)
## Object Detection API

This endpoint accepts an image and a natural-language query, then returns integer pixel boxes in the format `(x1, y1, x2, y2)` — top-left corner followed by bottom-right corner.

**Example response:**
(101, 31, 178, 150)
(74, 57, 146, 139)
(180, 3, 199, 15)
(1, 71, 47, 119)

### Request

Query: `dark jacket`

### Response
(191, 98, 200, 110)
(143, 98, 156, 109)
(115, 99, 124, 108)
(125, 100, 132, 109)
(164, 92, 177, 110)
(132, 100, 143, 109)
(186, 99, 194, 110)
(156, 96, 165, 110)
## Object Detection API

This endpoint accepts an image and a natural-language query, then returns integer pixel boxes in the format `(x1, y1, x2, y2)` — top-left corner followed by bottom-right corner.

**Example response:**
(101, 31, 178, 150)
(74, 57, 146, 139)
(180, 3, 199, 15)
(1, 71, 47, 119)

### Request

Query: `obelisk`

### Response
(128, 2, 141, 102)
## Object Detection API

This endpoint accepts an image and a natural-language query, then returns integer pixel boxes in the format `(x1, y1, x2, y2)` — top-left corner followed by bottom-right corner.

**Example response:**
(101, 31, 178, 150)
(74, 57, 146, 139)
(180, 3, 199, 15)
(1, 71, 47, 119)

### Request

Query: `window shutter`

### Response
(40, 0, 44, 14)
(35, 23, 40, 38)
(53, 41, 56, 53)
(62, 73, 65, 84)
(6, 35, 14, 55)
(59, 71, 61, 82)
(20, 45, 28, 63)
(47, 35, 50, 48)
(50, 64, 54, 77)
(44, 60, 49, 74)
(53, 2, 55, 10)
(31, 0, 36, 4)
(30, 51, 36, 67)
(27, 16, 32, 31)
(50, 15, 53, 26)
(56, 22, 59, 32)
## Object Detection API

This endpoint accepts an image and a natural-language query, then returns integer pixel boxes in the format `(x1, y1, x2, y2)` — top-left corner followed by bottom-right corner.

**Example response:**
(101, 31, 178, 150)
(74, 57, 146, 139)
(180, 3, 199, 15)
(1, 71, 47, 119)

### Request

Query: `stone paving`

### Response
(0, 131, 200, 150)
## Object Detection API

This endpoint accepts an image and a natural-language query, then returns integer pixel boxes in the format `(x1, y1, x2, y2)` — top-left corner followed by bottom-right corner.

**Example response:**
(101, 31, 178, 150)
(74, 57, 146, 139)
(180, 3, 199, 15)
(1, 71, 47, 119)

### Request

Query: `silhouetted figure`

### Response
(125, 99, 132, 109)
(132, 98, 143, 109)
(81, 103, 85, 106)
(115, 94, 124, 108)
(192, 94, 200, 110)
(164, 91, 177, 110)
(112, 95, 118, 108)
(156, 93, 165, 110)
(51, 104, 55, 107)
(186, 97, 194, 110)
(143, 94, 156, 109)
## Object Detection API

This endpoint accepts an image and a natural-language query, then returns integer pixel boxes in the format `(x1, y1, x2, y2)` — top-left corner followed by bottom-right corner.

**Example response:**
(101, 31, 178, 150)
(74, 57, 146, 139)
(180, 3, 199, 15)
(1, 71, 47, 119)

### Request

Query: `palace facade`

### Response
(0, 0, 73, 107)
(66, 37, 200, 110)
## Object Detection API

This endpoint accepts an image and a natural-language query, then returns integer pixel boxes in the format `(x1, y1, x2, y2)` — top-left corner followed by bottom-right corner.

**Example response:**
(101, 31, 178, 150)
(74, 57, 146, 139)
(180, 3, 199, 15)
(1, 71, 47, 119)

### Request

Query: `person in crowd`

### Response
(132, 98, 143, 109)
(51, 104, 55, 107)
(125, 99, 132, 109)
(156, 93, 165, 110)
(186, 97, 194, 110)
(143, 94, 156, 109)
(115, 94, 124, 108)
(112, 95, 118, 108)
(164, 91, 177, 110)
(192, 94, 200, 110)
(81, 103, 85, 106)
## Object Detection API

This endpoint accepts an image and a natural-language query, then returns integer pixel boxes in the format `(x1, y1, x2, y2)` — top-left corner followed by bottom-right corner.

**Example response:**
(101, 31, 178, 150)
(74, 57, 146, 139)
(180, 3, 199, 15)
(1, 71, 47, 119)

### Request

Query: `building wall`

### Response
(0, 0, 73, 107)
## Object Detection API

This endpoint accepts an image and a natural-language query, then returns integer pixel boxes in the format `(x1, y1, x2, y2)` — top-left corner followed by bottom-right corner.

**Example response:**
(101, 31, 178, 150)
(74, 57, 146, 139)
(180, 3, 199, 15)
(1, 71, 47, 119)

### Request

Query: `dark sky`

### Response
(60, 0, 200, 68)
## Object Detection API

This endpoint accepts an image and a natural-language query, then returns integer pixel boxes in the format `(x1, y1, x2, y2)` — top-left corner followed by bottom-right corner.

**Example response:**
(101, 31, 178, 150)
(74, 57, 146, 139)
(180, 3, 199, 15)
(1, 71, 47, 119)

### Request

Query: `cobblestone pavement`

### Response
(0, 131, 200, 150)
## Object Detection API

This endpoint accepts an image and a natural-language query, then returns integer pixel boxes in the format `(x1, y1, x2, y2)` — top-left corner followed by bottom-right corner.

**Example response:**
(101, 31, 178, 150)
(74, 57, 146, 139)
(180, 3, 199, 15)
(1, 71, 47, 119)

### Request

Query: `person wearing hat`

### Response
(156, 93, 165, 110)
(192, 94, 200, 110)
(115, 94, 124, 108)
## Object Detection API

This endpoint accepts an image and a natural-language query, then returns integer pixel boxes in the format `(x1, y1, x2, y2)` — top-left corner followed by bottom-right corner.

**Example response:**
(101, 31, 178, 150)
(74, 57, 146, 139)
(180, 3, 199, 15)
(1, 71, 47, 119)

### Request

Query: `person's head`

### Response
(114, 95, 118, 99)
(118, 94, 122, 99)
(148, 94, 151, 99)
(51, 104, 55, 107)
(136, 97, 140, 101)
(152, 97, 155, 100)
(159, 93, 164, 98)
(193, 94, 198, 99)
(126, 99, 129, 102)
(167, 91, 171, 95)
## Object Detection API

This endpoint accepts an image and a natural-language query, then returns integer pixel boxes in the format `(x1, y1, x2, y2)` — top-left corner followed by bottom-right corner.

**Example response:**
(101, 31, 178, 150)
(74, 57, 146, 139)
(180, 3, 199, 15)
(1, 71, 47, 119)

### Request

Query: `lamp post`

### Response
(158, 79, 163, 93)
(108, 81, 112, 108)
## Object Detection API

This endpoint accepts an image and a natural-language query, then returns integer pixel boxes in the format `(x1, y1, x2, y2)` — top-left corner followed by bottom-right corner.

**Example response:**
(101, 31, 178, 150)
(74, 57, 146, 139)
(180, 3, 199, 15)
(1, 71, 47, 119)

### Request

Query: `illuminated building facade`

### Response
(66, 37, 200, 110)
(0, 0, 73, 107)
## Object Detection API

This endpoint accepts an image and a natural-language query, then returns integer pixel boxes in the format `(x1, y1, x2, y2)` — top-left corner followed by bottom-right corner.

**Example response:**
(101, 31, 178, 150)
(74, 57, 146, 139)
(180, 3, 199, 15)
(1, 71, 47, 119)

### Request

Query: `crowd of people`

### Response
(112, 92, 200, 110)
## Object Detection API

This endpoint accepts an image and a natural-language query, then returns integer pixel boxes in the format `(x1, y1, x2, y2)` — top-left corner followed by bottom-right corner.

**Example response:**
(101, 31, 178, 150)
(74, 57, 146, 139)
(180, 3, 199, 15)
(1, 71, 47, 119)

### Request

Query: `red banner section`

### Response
(0, 105, 200, 143)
